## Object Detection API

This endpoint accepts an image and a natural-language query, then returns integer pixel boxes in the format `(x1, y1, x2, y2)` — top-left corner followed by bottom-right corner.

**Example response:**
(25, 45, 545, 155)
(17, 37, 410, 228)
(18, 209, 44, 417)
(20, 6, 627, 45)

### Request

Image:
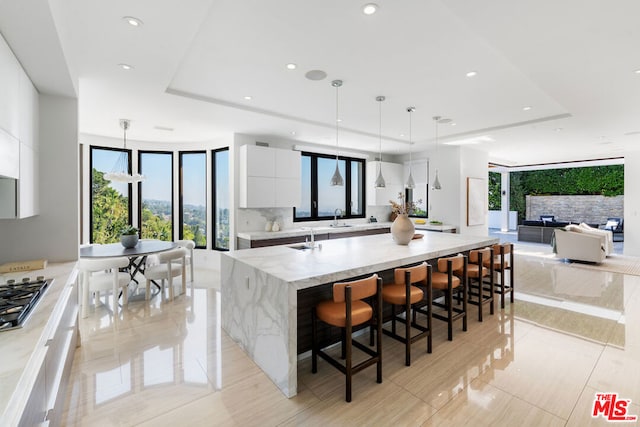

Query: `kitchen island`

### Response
(221, 232, 498, 398)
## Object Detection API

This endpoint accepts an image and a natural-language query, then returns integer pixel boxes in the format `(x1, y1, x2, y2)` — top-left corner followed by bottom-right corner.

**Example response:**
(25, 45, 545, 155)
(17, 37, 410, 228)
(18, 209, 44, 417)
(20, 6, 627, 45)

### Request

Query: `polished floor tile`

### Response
(63, 247, 640, 426)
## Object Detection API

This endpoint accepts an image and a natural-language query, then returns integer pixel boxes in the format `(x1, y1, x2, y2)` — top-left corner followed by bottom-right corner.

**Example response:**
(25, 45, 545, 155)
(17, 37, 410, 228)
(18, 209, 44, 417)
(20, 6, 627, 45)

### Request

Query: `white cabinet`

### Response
(0, 32, 39, 218)
(239, 145, 301, 208)
(366, 161, 404, 205)
(0, 34, 20, 139)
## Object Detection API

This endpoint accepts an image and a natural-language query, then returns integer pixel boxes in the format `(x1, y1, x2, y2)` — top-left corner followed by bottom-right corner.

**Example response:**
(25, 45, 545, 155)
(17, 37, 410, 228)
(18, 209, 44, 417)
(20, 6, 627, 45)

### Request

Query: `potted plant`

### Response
(120, 225, 139, 248)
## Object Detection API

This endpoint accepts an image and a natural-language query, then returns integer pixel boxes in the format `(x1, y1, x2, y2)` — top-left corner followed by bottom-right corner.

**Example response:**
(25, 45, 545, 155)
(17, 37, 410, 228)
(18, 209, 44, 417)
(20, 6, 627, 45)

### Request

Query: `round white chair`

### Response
(77, 256, 130, 318)
(175, 239, 195, 282)
(143, 247, 188, 301)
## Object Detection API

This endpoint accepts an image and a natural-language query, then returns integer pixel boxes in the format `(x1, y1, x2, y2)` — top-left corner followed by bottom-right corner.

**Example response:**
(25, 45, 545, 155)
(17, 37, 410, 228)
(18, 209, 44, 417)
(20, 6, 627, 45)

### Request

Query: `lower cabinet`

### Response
(237, 227, 390, 249)
(19, 272, 79, 426)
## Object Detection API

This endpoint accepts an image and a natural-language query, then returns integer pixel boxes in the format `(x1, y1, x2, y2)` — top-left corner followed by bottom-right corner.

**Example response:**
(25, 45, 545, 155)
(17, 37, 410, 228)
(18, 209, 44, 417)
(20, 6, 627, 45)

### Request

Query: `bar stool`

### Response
(431, 255, 467, 341)
(484, 243, 514, 309)
(457, 247, 494, 322)
(382, 262, 432, 366)
(311, 274, 383, 402)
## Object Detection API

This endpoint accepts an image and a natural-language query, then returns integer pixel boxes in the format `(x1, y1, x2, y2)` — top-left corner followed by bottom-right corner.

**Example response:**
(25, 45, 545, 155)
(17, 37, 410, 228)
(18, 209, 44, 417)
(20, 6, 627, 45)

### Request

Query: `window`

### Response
(294, 152, 366, 221)
(90, 146, 132, 243)
(179, 152, 207, 248)
(407, 160, 428, 218)
(138, 151, 173, 241)
(212, 148, 229, 250)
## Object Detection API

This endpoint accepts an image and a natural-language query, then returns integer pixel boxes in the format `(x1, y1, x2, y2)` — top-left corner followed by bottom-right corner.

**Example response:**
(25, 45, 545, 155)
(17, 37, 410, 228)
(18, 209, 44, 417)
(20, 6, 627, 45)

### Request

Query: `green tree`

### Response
(92, 168, 129, 243)
(488, 171, 501, 210)
(141, 203, 172, 241)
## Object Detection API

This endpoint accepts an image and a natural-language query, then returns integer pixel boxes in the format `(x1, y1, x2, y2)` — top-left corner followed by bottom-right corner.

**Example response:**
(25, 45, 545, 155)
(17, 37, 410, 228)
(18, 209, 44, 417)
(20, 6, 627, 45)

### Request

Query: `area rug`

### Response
(516, 250, 640, 276)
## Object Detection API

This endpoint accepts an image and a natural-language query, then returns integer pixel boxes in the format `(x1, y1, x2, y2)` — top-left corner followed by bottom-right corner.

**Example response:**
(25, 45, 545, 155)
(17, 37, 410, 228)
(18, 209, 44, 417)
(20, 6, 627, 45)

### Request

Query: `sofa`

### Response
(554, 223, 613, 263)
(518, 220, 600, 244)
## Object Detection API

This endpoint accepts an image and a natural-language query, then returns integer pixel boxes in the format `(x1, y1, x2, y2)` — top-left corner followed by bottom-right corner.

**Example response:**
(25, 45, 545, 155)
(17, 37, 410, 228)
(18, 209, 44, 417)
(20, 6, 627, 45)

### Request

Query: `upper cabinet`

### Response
(239, 145, 301, 208)
(0, 35, 20, 140)
(366, 161, 404, 206)
(0, 33, 39, 218)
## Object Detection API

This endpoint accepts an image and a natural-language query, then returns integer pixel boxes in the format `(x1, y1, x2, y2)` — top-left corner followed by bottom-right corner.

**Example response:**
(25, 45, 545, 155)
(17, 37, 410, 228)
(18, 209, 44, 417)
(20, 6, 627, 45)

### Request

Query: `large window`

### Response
(90, 147, 132, 243)
(179, 152, 207, 248)
(138, 151, 173, 241)
(295, 152, 366, 221)
(212, 148, 229, 250)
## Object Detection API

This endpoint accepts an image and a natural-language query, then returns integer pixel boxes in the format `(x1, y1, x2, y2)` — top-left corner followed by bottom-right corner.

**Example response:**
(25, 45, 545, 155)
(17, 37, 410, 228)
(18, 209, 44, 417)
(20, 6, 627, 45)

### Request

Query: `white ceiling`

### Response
(2, 0, 640, 166)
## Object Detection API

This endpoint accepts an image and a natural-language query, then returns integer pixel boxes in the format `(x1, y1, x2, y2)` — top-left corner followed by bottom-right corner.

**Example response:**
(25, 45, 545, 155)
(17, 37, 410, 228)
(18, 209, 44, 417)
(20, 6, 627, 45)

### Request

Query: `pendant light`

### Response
(405, 107, 416, 189)
(104, 119, 145, 183)
(330, 79, 344, 186)
(432, 116, 442, 190)
(374, 95, 386, 188)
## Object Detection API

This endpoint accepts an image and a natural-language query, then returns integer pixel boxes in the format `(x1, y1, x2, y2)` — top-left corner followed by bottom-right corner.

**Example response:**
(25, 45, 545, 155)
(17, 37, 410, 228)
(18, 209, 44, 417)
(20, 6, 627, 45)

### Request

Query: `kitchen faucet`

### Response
(333, 208, 344, 226)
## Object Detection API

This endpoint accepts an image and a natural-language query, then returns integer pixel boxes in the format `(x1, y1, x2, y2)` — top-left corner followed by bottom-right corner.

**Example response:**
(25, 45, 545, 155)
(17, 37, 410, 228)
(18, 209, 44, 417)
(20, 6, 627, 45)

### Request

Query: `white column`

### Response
(501, 172, 510, 231)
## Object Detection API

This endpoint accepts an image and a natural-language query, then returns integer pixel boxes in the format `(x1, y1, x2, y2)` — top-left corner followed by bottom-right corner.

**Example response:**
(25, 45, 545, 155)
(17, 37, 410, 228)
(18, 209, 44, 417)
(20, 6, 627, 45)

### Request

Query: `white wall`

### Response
(624, 153, 640, 256)
(458, 146, 489, 236)
(0, 94, 78, 263)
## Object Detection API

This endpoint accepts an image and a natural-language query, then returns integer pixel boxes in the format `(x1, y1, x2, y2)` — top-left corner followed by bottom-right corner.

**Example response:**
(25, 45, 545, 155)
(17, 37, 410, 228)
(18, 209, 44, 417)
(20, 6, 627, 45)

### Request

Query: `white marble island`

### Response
(221, 232, 498, 397)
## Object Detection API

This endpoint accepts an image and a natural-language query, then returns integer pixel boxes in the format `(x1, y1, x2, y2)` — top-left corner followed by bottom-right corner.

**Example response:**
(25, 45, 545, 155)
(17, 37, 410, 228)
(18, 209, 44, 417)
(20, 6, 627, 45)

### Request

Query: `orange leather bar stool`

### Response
(311, 274, 383, 402)
(431, 255, 467, 341)
(382, 262, 432, 366)
(484, 243, 514, 309)
(457, 247, 494, 322)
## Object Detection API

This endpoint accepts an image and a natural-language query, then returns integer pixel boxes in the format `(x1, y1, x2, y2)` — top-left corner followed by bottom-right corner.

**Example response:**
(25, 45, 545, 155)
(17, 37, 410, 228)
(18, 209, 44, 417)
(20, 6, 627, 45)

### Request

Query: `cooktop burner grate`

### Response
(0, 277, 51, 331)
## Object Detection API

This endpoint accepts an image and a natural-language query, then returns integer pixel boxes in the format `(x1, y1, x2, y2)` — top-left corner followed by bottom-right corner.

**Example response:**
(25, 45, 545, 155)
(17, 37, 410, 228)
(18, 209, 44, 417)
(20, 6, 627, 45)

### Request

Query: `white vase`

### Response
(391, 214, 415, 245)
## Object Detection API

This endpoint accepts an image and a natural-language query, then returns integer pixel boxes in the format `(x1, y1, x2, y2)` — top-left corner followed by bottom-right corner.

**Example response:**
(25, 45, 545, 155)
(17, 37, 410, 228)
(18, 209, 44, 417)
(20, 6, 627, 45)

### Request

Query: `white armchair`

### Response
(143, 247, 188, 301)
(176, 239, 195, 282)
(554, 223, 612, 263)
(77, 256, 130, 318)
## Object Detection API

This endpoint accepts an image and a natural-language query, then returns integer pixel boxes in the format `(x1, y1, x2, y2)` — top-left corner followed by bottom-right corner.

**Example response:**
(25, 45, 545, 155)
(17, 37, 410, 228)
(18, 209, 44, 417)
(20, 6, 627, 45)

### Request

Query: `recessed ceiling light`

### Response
(336, 118, 343, 123)
(522, 106, 532, 111)
(554, 127, 563, 132)
(286, 63, 297, 70)
(118, 63, 133, 70)
(363, 3, 378, 15)
(634, 69, 640, 74)
(399, 133, 405, 137)
(123, 16, 143, 27)
(291, 131, 297, 136)
(450, 122, 457, 126)
(244, 96, 252, 100)
(466, 71, 477, 77)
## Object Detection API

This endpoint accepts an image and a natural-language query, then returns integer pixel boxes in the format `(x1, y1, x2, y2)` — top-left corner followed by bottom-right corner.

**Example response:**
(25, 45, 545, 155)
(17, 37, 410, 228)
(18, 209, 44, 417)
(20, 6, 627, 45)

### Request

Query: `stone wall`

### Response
(525, 195, 624, 225)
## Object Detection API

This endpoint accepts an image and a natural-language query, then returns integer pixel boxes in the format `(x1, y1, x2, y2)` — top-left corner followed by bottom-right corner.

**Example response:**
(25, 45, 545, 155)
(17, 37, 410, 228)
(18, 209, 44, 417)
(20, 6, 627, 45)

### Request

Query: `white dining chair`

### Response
(175, 239, 195, 282)
(77, 256, 130, 318)
(143, 247, 188, 301)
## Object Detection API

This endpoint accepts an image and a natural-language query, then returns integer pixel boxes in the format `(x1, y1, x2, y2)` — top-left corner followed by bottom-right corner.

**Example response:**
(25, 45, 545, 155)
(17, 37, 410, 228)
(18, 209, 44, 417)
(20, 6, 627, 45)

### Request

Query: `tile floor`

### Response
(62, 243, 640, 426)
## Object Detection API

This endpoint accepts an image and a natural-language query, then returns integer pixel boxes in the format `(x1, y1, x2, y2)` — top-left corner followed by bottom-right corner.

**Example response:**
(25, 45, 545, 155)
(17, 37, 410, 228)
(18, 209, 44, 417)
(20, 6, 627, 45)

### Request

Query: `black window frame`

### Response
(211, 147, 230, 251)
(293, 151, 366, 222)
(178, 150, 207, 249)
(89, 145, 133, 244)
(137, 150, 174, 241)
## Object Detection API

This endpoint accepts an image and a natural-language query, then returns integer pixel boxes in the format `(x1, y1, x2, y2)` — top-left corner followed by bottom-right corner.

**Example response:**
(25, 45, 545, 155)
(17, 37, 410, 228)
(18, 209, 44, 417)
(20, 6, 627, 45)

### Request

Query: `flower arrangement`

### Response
(389, 192, 422, 216)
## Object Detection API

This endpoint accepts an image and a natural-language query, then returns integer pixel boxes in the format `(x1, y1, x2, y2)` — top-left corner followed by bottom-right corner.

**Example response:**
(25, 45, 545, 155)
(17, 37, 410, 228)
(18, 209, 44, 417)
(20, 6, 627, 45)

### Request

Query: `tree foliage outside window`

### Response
(91, 168, 129, 243)
(508, 165, 623, 222)
(488, 171, 501, 211)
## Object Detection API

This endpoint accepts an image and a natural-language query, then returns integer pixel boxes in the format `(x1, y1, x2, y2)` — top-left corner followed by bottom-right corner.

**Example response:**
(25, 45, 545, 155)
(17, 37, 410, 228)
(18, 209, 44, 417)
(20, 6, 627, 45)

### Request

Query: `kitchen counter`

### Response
(0, 262, 77, 425)
(236, 221, 393, 241)
(221, 232, 498, 398)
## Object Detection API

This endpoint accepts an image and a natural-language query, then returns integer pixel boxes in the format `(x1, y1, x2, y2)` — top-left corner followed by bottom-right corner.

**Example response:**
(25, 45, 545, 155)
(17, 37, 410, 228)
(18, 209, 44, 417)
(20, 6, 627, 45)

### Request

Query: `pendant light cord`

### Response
(335, 83, 339, 162)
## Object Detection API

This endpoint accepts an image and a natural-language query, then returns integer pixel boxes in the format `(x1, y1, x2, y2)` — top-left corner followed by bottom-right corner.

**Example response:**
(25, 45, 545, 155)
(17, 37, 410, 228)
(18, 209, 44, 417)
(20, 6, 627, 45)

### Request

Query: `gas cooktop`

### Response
(0, 276, 52, 331)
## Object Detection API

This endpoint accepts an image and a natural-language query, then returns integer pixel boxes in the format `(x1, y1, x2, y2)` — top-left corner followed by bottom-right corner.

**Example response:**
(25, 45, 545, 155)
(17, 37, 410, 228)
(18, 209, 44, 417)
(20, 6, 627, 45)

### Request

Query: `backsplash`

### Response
(237, 206, 392, 233)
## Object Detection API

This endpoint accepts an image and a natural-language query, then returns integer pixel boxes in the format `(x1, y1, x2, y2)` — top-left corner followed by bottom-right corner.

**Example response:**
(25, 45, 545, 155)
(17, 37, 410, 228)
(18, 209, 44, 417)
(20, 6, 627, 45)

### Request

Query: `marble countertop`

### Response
(0, 262, 77, 423)
(237, 221, 394, 240)
(224, 232, 498, 290)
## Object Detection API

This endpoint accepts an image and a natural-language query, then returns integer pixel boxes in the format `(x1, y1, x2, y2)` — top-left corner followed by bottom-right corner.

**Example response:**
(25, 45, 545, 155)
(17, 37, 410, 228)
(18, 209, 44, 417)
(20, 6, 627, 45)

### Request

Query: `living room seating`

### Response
(554, 223, 613, 263)
(603, 217, 624, 242)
